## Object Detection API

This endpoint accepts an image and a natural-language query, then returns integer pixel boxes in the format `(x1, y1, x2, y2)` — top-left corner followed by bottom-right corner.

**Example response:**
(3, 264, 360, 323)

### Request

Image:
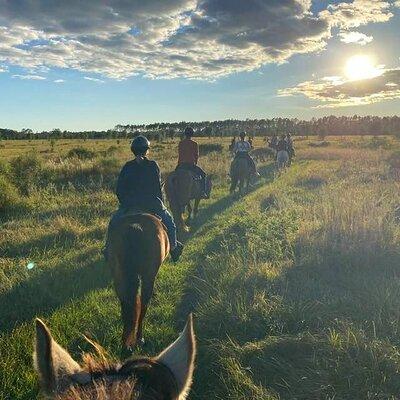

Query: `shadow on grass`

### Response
(0, 247, 111, 334)
(183, 162, 275, 239)
(1, 225, 105, 258)
(175, 162, 276, 325)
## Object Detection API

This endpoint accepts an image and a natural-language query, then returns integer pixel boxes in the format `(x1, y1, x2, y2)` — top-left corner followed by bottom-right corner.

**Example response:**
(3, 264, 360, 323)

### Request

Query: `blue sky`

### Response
(0, 0, 399, 131)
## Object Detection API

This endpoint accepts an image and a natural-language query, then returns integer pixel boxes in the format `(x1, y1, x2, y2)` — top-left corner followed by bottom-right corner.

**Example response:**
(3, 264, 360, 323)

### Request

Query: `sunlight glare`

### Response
(345, 55, 383, 81)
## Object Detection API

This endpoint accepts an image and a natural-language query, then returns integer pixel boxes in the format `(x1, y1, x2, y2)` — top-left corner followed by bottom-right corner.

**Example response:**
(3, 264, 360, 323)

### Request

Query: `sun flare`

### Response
(345, 55, 383, 81)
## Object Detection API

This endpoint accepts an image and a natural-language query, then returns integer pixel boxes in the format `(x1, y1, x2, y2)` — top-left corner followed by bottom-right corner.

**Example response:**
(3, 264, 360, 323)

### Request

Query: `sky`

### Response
(0, 0, 399, 131)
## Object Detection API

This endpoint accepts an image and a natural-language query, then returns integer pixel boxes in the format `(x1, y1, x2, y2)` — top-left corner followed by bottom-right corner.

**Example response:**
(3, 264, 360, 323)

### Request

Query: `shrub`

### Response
(0, 159, 10, 176)
(10, 152, 42, 195)
(199, 143, 223, 155)
(101, 145, 119, 157)
(0, 174, 19, 210)
(366, 136, 389, 149)
(67, 147, 96, 160)
(308, 141, 330, 147)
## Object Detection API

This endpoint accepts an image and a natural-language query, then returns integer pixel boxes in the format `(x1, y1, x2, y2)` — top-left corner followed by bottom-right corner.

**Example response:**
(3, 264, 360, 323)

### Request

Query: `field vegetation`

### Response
(0, 136, 400, 399)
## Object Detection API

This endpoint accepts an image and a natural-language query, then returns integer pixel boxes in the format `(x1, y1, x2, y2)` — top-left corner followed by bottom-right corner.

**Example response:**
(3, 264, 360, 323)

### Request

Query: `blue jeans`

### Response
(107, 207, 177, 249)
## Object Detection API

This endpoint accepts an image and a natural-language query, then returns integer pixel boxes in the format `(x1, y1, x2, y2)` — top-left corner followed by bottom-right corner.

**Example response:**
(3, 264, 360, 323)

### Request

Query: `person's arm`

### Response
(116, 164, 129, 205)
(194, 142, 199, 164)
(150, 161, 163, 201)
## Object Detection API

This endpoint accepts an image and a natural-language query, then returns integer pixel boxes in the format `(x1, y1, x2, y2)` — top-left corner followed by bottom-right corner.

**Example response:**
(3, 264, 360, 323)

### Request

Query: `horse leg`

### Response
(120, 275, 141, 350)
(193, 198, 200, 218)
(230, 177, 238, 193)
(137, 274, 156, 345)
(187, 201, 193, 221)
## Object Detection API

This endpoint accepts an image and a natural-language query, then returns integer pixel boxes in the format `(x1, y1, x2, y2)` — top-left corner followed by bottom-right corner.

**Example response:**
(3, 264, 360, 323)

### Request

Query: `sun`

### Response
(345, 55, 383, 81)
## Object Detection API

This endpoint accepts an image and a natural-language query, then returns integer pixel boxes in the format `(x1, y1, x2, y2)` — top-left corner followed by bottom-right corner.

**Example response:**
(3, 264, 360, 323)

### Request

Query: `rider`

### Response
(276, 134, 288, 152)
(285, 133, 295, 159)
(269, 134, 278, 149)
(106, 136, 183, 262)
(233, 131, 259, 177)
(176, 126, 209, 198)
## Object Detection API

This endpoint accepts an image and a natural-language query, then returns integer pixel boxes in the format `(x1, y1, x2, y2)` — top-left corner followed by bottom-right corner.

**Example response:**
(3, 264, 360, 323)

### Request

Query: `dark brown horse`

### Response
(107, 213, 169, 350)
(230, 157, 251, 195)
(165, 169, 209, 233)
(34, 315, 196, 400)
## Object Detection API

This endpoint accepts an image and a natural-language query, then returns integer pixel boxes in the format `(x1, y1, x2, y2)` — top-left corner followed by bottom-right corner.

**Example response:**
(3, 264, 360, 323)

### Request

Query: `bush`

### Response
(67, 147, 96, 160)
(0, 174, 19, 210)
(10, 152, 42, 195)
(199, 143, 223, 155)
(366, 136, 389, 149)
(0, 159, 10, 176)
(308, 141, 330, 147)
(101, 145, 119, 157)
(387, 150, 400, 169)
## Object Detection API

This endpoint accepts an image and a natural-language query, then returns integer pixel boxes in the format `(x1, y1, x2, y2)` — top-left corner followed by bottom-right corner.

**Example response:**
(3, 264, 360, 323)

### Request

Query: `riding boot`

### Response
(170, 241, 184, 262)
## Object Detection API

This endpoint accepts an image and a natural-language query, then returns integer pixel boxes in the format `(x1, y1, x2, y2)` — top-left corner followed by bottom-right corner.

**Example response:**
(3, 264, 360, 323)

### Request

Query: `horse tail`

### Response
(165, 172, 184, 228)
(120, 223, 144, 348)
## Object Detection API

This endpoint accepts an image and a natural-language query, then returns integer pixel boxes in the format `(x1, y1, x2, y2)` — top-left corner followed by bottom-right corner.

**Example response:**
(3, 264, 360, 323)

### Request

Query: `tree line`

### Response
(1, 115, 400, 140)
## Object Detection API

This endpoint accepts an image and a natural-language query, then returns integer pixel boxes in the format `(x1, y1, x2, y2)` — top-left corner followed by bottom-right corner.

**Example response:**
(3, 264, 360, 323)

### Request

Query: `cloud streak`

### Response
(339, 31, 373, 45)
(0, 0, 397, 80)
(278, 69, 400, 108)
(12, 74, 46, 80)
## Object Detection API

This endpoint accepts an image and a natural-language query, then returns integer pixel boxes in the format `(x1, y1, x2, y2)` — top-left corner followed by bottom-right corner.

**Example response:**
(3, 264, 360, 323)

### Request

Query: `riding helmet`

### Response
(184, 126, 195, 137)
(239, 131, 246, 138)
(131, 135, 150, 153)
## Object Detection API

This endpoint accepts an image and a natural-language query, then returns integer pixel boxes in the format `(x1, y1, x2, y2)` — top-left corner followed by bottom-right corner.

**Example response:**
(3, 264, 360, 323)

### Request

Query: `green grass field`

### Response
(1, 135, 400, 399)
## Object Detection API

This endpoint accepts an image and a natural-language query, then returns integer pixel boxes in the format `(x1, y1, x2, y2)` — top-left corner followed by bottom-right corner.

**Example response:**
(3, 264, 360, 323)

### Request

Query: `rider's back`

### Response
(276, 139, 287, 152)
(116, 159, 163, 210)
(178, 138, 199, 165)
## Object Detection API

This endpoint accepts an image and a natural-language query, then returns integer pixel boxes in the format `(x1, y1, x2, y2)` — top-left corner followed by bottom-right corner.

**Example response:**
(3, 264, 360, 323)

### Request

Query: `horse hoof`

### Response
(121, 346, 134, 359)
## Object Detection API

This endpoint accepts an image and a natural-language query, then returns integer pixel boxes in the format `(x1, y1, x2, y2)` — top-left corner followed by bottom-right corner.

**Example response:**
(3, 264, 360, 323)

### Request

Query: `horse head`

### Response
(34, 315, 196, 400)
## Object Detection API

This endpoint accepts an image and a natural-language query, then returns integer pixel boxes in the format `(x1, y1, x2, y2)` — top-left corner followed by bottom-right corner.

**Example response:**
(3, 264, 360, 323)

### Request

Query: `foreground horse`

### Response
(230, 157, 251, 194)
(166, 169, 209, 233)
(107, 213, 169, 350)
(34, 315, 196, 399)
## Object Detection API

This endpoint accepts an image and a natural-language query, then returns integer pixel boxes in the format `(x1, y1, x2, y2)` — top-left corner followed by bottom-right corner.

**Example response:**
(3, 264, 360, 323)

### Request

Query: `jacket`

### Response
(116, 158, 164, 211)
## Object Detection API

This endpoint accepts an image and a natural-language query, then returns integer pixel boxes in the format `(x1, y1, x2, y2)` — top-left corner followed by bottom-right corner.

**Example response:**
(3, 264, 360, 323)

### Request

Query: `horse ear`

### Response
(33, 319, 86, 394)
(157, 314, 196, 398)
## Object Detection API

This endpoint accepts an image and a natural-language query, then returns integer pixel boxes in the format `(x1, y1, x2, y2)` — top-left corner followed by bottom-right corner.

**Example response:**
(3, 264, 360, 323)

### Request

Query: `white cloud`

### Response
(12, 74, 46, 80)
(0, 1, 396, 80)
(83, 76, 104, 83)
(54, 79, 64, 83)
(339, 31, 373, 45)
(278, 68, 400, 108)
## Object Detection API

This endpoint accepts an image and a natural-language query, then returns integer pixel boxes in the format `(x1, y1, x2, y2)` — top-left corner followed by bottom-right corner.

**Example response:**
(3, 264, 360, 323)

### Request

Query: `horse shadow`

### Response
(175, 162, 276, 325)
(183, 162, 275, 239)
(0, 247, 111, 335)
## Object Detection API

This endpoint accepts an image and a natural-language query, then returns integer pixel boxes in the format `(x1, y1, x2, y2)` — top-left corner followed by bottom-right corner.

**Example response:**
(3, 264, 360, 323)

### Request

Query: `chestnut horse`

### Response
(34, 315, 196, 400)
(165, 169, 206, 233)
(107, 213, 169, 350)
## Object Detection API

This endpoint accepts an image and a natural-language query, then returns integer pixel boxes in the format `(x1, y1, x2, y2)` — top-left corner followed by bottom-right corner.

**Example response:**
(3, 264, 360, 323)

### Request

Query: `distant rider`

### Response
(105, 136, 183, 262)
(268, 134, 278, 150)
(285, 133, 295, 160)
(176, 126, 209, 198)
(276, 134, 288, 152)
(233, 131, 259, 177)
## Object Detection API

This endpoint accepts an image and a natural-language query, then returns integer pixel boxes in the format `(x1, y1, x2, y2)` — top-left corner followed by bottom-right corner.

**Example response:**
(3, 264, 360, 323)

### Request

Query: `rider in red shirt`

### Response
(176, 127, 209, 198)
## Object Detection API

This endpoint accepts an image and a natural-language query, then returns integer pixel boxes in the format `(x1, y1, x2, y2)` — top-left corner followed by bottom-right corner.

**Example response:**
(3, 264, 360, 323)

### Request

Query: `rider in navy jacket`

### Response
(106, 136, 183, 262)
(116, 158, 164, 211)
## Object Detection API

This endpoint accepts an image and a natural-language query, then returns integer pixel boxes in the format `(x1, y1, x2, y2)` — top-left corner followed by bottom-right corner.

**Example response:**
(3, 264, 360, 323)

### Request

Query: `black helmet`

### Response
(239, 131, 246, 138)
(131, 135, 150, 155)
(184, 126, 194, 137)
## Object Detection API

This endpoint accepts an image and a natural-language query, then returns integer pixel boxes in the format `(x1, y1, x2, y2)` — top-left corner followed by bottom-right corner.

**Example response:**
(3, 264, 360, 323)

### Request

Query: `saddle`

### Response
(120, 207, 162, 222)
